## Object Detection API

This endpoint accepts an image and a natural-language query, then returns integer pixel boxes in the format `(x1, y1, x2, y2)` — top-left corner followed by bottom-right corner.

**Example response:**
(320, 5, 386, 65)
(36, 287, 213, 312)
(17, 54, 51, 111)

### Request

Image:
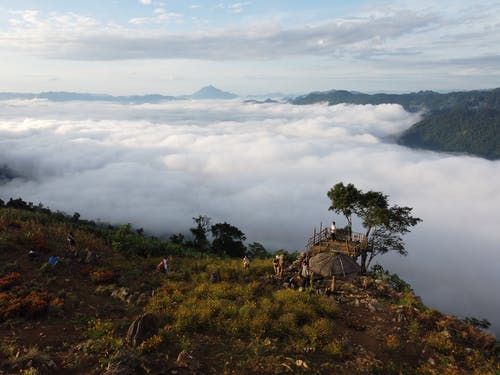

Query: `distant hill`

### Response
(187, 85, 238, 100)
(0, 91, 177, 104)
(0, 85, 238, 103)
(399, 108, 500, 160)
(292, 88, 500, 160)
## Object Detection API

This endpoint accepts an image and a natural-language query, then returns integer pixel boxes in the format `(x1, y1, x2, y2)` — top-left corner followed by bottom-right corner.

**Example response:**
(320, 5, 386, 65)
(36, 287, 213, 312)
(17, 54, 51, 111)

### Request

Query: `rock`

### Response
(111, 287, 130, 303)
(126, 313, 159, 348)
(295, 359, 309, 368)
(441, 329, 451, 339)
(104, 349, 139, 375)
(360, 276, 373, 289)
(176, 350, 200, 371)
(139, 354, 169, 375)
(85, 250, 98, 264)
(135, 292, 149, 306)
(126, 292, 140, 305)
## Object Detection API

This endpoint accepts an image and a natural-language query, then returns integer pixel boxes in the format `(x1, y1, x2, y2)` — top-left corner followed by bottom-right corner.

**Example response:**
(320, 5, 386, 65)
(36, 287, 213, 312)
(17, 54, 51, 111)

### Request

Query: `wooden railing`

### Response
(306, 224, 367, 252)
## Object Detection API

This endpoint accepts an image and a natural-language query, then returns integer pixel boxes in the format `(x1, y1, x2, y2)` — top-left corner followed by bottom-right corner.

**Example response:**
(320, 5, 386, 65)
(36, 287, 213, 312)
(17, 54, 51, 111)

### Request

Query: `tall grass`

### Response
(146, 257, 339, 356)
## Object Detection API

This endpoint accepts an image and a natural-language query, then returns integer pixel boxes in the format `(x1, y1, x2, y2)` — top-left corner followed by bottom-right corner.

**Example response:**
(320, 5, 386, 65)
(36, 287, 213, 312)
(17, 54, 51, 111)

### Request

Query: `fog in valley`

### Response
(0, 99, 499, 335)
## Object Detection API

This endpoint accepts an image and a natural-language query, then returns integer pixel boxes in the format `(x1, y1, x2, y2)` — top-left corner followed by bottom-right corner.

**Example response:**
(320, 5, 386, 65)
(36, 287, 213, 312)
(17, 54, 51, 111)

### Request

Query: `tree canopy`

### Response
(211, 222, 247, 258)
(190, 215, 211, 251)
(327, 182, 422, 273)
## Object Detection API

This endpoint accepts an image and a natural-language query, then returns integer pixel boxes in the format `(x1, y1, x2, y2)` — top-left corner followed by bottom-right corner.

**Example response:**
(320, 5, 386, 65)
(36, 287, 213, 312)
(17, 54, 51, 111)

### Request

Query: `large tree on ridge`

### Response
(327, 182, 421, 274)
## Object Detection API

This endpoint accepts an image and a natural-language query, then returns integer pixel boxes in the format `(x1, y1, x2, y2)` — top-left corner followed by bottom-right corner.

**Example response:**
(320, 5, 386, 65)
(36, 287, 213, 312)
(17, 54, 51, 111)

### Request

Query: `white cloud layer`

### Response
(0, 99, 499, 335)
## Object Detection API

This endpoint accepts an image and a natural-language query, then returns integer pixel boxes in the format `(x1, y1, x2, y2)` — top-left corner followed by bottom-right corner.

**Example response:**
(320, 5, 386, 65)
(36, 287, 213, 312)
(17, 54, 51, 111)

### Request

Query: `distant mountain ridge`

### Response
(0, 85, 238, 103)
(187, 85, 238, 100)
(292, 88, 500, 160)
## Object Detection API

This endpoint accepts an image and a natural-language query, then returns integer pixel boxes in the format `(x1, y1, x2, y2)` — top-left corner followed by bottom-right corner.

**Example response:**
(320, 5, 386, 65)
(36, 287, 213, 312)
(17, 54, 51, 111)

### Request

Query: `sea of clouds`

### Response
(0, 99, 499, 335)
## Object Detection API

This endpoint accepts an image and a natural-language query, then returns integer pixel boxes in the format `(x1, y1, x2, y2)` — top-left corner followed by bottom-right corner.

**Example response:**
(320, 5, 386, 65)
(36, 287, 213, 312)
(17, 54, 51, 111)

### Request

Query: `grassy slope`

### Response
(0, 207, 499, 374)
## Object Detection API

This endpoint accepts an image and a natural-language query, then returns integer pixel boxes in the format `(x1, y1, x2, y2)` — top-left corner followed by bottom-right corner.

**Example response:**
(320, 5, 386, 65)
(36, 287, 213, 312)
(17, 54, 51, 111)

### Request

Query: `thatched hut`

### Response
(309, 252, 360, 278)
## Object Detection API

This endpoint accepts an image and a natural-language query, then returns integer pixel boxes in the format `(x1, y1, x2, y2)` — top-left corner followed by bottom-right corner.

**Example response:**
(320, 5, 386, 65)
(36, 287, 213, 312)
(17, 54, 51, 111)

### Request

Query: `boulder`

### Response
(85, 250, 98, 264)
(176, 350, 200, 372)
(126, 313, 159, 348)
(104, 349, 139, 375)
(111, 287, 130, 303)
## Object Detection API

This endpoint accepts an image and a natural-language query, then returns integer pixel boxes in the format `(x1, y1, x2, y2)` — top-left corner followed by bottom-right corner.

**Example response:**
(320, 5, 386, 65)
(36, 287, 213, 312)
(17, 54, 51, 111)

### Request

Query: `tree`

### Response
(210, 222, 246, 258)
(169, 233, 185, 245)
(327, 183, 421, 274)
(190, 215, 211, 251)
(246, 242, 269, 259)
(327, 182, 361, 240)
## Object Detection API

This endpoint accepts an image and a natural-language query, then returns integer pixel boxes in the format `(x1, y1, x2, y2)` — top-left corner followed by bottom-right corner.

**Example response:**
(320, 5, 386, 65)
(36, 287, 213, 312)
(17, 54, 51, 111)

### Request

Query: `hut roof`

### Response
(309, 252, 360, 277)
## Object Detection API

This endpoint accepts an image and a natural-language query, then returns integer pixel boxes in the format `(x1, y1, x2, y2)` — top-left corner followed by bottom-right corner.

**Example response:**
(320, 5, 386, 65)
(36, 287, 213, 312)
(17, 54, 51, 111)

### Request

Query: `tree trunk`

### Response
(360, 252, 367, 275)
(359, 226, 372, 275)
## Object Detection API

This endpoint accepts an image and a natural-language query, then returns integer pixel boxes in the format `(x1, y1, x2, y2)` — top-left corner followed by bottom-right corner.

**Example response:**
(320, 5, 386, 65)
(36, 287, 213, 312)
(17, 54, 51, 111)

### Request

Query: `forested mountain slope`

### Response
(292, 88, 500, 160)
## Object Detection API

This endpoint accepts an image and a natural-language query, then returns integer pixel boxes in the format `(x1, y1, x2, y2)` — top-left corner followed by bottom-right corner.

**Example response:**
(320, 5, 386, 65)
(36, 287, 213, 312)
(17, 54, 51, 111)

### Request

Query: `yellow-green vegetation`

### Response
(83, 319, 123, 360)
(1, 202, 499, 374)
(146, 257, 339, 359)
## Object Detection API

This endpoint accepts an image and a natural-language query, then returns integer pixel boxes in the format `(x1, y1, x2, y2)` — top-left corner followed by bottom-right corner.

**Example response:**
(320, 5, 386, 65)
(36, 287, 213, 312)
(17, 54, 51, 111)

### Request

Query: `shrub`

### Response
(23, 291, 49, 318)
(84, 319, 122, 358)
(324, 337, 347, 359)
(0, 272, 21, 291)
(423, 331, 455, 354)
(138, 334, 164, 353)
(369, 264, 411, 292)
(90, 270, 115, 284)
(398, 290, 426, 311)
(385, 334, 400, 352)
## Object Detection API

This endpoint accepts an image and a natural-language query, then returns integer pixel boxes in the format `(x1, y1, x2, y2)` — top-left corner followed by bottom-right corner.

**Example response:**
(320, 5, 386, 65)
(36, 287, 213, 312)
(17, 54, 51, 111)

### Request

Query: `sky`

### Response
(0, 98, 499, 335)
(1, 0, 500, 95)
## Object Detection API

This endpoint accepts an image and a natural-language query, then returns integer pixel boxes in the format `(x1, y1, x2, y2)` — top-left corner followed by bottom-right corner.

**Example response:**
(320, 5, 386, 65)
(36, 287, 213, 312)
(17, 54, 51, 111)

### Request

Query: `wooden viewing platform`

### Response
(306, 224, 367, 257)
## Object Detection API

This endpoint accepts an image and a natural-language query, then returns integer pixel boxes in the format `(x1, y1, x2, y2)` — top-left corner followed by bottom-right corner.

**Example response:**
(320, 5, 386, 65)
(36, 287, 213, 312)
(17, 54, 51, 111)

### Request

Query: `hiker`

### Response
(156, 256, 171, 274)
(273, 255, 280, 275)
(28, 250, 39, 259)
(243, 255, 250, 269)
(326, 276, 336, 296)
(330, 221, 336, 241)
(300, 258, 310, 288)
(67, 232, 77, 256)
(278, 254, 285, 278)
(209, 270, 221, 283)
(48, 255, 61, 266)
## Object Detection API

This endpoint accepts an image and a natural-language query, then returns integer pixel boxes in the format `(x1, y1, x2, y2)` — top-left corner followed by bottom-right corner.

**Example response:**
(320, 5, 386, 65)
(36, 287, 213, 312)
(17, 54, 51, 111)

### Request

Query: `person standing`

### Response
(243, 255, 250, 269)
(300, 257, 310, 288)
(67, 232, 77, 256)
(278, 254, 285, 278)
(330, 221, 336, 241)
(157, 256, 171, 274)
(273, 255, 280, 275)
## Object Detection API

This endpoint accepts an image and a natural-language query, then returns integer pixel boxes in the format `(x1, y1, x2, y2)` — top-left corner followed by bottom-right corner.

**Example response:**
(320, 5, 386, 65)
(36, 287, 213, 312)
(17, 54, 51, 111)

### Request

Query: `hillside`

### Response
(292, 88, 500, 160)
(0, 203, 499, 374)
(399, 108, 500, 160)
